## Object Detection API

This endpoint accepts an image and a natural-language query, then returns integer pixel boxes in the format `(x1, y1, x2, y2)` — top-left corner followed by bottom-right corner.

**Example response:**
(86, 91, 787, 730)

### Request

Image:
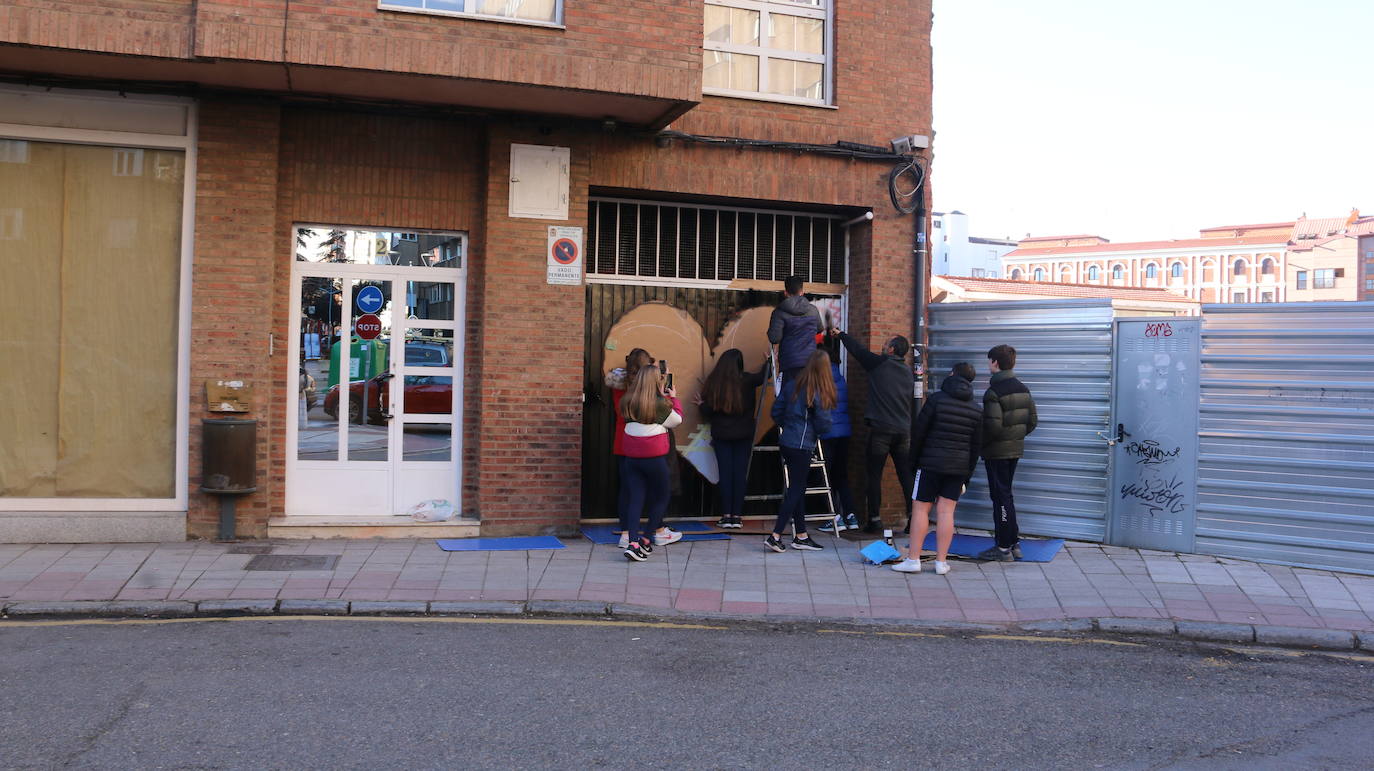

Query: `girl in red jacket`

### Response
(619, 364, 684, 561)
(607, 349, 680, 548)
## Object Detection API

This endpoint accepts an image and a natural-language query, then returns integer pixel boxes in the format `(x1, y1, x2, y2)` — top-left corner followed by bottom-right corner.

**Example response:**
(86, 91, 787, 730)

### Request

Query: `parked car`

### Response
(323, 340, 453, 423)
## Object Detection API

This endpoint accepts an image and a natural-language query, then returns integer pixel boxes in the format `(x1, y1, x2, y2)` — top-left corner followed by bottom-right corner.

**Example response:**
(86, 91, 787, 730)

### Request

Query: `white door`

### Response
(287, 227, 465, 518)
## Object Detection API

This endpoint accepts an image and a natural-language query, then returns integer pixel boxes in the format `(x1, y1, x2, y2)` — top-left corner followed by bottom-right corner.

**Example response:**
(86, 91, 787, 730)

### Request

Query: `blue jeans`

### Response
(621, 455, 670, 543)
(713, 438, 752, 516)
(773, 446, 814, 536)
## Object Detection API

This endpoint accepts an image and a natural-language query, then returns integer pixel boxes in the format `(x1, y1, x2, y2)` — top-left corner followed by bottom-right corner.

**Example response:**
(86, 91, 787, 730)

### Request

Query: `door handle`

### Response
(1097, 423, 1130, 447)
(1116, 423, 1129, 442)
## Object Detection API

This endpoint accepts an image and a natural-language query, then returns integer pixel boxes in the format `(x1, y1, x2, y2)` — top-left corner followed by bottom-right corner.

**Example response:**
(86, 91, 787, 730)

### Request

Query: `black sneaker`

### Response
(624, 542, 649, 562)
(818, 516, 843, 533)
(974, 546, 1013, 562)
(763, 534, 786, 553)
(727, 516, 744, 529)
(791, 536, 825, 551)
(716, 517, 732, 529)
(639, 538, 654, 555)
(1012, 543, 1023, 560)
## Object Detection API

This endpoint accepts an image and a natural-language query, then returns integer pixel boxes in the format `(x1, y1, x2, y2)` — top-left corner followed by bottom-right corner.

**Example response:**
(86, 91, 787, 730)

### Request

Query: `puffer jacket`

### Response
(981, 369, 1037, 460)
(910, 374, 983, 479)
(819, 363, 852, 440)
(767, 295, 823, 371)
(771, 377, 833, 452)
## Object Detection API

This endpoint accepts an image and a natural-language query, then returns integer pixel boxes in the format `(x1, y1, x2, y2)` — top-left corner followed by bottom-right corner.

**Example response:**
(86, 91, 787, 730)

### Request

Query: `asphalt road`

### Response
(1, 617, 1372, 770)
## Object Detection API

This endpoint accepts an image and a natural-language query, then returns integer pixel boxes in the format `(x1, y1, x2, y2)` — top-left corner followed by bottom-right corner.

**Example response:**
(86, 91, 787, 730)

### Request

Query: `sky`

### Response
(930, 0, 1374, 243)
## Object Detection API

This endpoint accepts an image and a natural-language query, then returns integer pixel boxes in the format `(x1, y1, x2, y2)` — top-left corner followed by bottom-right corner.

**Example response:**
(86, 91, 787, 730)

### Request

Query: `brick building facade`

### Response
(0, 1, 933, 542)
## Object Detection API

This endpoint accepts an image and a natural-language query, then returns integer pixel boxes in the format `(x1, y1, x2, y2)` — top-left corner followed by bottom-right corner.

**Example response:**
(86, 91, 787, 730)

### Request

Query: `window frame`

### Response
(1170, 261, 1184, 278)
(1032, 267, 1045, 281)
(1110, 263, 1124, 281)
(1313, 268, 1336, 289)
(1144, 262, 1158, 279)
(378, 0, 565, 29)
(1086, 265, 1100, 281)
(1296, 270, 1308, 290)
(703, 0, 835, 108)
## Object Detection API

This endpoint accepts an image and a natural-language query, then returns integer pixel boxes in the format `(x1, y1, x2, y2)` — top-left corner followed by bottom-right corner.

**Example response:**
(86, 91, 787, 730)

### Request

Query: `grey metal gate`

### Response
(1195, 302, 1374, 574)
(1107, 318, 1201, 552)
(928, 300, 1171, 542)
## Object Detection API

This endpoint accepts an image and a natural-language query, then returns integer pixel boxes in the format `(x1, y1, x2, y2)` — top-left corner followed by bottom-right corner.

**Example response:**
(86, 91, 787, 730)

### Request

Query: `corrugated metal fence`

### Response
(1195, 302, 1374, 574)
(929, 300, 1122, 542)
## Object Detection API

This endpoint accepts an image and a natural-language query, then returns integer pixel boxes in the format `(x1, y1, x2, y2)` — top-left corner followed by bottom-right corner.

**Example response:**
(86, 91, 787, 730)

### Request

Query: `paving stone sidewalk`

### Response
(2, 533, 1372, 635)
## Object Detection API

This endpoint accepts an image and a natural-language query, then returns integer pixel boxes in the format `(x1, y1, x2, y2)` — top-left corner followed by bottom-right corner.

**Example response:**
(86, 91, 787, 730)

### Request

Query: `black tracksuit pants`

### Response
(984, 457, 1020, 548)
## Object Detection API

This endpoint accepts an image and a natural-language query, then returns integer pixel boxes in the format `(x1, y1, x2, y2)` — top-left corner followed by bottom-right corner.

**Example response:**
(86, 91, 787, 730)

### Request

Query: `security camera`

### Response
(890, 134, 930, 154)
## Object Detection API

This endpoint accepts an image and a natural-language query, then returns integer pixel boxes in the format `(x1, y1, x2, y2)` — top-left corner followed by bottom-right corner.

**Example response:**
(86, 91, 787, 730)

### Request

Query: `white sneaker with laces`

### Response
(933, 560, 951, 575)
(890, 558, 922, 573)
(654, 528, 683, 546)
(617, 532, 629, 549)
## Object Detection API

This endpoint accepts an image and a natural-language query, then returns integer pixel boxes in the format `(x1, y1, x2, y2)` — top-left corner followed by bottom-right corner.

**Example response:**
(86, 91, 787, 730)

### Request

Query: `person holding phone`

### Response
(606, 350, 680, 549)
(766, 349, 836, 553)
(619, 364, 684, 561)
(697, 348, 767, 529)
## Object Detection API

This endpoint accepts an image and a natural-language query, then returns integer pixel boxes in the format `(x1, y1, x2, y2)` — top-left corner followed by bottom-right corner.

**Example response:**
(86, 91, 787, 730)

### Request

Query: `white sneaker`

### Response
(617, 532, 629, 549)
(933, 560, 951, 575)
(653, 528, 683, 546)
(890, 558, 922, 573)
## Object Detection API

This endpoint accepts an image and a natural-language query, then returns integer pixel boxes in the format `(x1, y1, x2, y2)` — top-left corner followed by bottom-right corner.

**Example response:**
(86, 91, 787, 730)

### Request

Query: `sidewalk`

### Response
(2, 533, 1372, 647)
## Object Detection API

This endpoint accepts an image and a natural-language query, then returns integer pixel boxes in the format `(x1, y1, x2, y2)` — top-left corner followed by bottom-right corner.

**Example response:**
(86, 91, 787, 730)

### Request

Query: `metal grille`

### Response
(1195, 301, 1374, 575)
(588, 198, 845, 285)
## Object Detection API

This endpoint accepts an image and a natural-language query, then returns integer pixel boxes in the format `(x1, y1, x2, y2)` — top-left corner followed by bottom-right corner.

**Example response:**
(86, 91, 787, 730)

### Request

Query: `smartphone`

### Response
(658, 359, 668, 376)
(665, 373, 674, 390)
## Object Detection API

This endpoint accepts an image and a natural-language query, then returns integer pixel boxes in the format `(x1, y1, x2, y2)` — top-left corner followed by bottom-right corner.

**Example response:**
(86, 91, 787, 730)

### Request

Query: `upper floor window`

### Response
(1170, 262, 1184, 278)
(380, 0, 561, 27)
(704, 0, 831, 106)
(1144, 263, 1158, 279)
(1032, 268, 1045, 281)
(1111, 264, 1124, 280)
(1314, 268, 1336, 289)
(1086, 265, 1100, 281)
(1296, 270, 1308, 290)
(1233, 258, 1247, 275)
(1011, 268, 1023, 280)
(1261, 258, 1274, 275)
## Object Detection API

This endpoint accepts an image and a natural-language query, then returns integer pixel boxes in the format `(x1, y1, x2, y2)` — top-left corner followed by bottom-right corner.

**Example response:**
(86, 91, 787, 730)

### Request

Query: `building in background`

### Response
(930, 275, 1197, 313)
(1003, 211, 1371, 303)
(931, 211, 1016, 277)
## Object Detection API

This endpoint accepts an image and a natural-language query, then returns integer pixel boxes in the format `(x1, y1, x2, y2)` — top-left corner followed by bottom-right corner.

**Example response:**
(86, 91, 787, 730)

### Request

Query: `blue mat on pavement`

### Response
(436, 536, 565, 552)
(581, 521, 730, 545)
(918, 533, 1064, 562)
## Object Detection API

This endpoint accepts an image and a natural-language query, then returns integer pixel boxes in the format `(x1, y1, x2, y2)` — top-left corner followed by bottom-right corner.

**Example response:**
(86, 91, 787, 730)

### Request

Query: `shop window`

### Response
(379, 0, 561, 25)
(704, 0, 831, 106)
(1296, 270, 1308, 290)
(588, 198, 844, 285)
(0, 141, 184, 498)
(1314, 269, 1335, 288)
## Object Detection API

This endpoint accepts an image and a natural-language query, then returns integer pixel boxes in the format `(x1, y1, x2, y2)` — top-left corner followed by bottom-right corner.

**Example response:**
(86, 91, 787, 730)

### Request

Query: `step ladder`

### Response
(743, 441, 840, 538)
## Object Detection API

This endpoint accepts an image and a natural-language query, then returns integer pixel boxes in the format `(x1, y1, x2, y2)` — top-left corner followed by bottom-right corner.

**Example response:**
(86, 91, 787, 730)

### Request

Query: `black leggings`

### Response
(773, 447, 814, 536)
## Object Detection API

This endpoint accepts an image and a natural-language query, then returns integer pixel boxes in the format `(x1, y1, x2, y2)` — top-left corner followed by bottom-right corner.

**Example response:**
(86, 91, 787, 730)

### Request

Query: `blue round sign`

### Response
(356, 285, 384, 314)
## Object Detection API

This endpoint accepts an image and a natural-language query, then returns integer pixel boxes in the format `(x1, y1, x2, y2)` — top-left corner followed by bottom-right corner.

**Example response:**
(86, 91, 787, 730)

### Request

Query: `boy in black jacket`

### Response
(892, 363, 982, 575)
(976, 344, 1038, 561)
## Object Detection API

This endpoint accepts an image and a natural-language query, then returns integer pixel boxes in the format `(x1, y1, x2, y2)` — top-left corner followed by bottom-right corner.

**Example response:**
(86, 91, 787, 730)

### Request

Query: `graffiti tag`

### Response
(1124, 439, 1181, 465)
(1120, 476, 1186, 517)
(1144, 322, 1173, 338)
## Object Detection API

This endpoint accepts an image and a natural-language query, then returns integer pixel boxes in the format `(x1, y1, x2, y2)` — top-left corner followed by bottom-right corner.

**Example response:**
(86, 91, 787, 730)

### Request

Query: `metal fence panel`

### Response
(929, 300, 1124, 542)
(1196, 302, 1374, 575)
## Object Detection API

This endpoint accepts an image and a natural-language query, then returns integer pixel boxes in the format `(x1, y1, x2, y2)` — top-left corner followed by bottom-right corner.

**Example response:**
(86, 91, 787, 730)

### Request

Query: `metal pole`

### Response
(218, 497, 236, 541)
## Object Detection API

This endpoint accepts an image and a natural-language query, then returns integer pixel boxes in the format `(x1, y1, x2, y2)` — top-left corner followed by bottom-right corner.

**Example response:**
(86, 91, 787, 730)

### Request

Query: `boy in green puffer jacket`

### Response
(976, 344, 1038, 562)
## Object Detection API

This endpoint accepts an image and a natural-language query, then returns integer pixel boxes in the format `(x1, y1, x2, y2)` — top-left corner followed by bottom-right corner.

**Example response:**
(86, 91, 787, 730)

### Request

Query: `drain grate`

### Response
(244, 555, 339, 571)
(228, 544, 274, 555)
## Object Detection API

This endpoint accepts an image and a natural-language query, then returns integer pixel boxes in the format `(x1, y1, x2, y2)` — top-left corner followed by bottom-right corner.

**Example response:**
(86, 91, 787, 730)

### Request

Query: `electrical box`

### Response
(509, 143, 570, 220)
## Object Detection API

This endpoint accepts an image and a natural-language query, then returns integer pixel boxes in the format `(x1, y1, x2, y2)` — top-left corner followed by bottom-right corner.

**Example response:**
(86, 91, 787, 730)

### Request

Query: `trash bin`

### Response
(202, 418, 257, 540)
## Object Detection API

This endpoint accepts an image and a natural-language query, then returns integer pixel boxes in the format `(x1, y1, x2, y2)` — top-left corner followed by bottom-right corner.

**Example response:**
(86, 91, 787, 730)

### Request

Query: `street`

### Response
(2, 617, 1371, 770)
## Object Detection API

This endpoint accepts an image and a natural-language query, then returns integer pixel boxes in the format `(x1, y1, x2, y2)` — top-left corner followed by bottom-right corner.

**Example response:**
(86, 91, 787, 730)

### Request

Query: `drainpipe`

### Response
(912, 180, 928, 404)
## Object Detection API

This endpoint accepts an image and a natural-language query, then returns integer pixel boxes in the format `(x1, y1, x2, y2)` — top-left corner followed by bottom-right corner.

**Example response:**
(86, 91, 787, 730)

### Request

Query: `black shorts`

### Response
(912, 469, 964, 503)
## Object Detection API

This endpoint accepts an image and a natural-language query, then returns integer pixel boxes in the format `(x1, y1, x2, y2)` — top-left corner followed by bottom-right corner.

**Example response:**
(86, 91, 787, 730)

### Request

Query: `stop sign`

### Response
(355, 313, 383, 340)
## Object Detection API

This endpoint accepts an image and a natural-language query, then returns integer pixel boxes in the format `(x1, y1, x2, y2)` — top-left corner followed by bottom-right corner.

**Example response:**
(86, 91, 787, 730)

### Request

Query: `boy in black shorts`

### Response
(892, 362, 983, 575)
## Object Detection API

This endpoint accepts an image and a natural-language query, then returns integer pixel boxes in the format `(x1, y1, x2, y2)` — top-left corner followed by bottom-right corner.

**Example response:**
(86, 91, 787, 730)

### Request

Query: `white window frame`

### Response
(378, 0, 564, 29)
(703, 0, 835, 108)
(0, 88, 196, 513)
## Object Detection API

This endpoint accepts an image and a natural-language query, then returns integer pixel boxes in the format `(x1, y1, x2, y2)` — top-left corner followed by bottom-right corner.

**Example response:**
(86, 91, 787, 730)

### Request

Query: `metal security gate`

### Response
(929, 300, 1127, 542)
(1194, 302, 1374, 574)
(1107, 318, 1201, 552)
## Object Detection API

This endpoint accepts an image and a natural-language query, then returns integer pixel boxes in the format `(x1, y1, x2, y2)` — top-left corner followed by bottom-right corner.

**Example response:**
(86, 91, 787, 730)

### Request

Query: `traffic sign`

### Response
(552, 237, 578, 265)
(355, 313, 383, 340)
(546, 226, 583, 286)
(356, 285, 384, 314)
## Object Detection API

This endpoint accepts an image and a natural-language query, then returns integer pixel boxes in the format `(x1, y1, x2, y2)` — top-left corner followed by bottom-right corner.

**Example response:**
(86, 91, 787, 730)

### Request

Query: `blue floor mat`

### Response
(918, 532, 1064, 562)
(581, 522, 730, 545)
(436, 536, 565, 552)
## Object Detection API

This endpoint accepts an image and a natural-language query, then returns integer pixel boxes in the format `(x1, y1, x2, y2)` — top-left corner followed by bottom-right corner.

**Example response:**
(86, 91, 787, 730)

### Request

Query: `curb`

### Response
(0, 600, 1366, 653)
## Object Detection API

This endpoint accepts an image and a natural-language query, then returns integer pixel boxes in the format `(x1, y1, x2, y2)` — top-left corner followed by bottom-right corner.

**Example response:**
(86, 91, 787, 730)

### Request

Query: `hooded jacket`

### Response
(910, 374, 983, 479)
(981, 369, 1037, 460)
(771, 377, 833, 451)
(767, 295, 824, 371)
(819, 362, 852, 440)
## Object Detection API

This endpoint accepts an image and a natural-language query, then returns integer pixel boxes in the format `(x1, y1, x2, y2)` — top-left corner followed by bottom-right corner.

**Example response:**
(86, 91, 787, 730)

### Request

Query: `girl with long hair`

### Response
(696, 348, 766, 529)
(766, 349, 836, 552)
(619, 364, 684, 561)
(606, 348, 679, 548)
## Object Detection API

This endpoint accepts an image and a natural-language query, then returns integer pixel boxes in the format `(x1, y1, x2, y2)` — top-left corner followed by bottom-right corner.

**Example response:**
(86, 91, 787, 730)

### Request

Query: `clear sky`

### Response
(931, 0, 1373, 243)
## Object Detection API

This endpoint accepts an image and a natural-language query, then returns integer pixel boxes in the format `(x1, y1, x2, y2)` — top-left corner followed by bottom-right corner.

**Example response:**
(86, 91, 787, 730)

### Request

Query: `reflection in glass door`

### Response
(287, 227, 465, 518)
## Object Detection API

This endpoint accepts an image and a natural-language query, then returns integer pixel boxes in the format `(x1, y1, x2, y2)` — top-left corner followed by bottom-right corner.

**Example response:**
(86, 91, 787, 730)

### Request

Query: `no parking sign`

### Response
(546, 226, 583, 286)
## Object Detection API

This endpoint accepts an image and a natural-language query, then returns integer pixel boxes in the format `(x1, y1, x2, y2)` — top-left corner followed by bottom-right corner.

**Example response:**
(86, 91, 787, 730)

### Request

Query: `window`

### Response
(1144, 263, 1158, 279)
(1366, 262, 1374, 274)
(1086, 265, 1100, 281)
(1314, 269, 1336, 289)
(1296, 270, 1308, 290)
(1233, 258, 1247, 276)
(704, 0, 831, 105)
(1261, 258, 1274, 275)
(1032, 268, 1045, 281)
(1011, 268, 1023, 280)
(1365, 278, 1374, 291)
(1170, 262, 1184, 278)
(970, 268, 985, 278)
(1261, 291, 1274, 302)
(1111, 264, 1124, 280)
(1232, 291, 1246, 303)
(378, 0, 561, 26)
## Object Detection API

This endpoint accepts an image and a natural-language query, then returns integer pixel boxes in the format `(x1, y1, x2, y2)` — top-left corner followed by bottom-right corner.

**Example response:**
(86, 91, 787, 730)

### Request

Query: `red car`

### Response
(323, 341, 453, 423)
